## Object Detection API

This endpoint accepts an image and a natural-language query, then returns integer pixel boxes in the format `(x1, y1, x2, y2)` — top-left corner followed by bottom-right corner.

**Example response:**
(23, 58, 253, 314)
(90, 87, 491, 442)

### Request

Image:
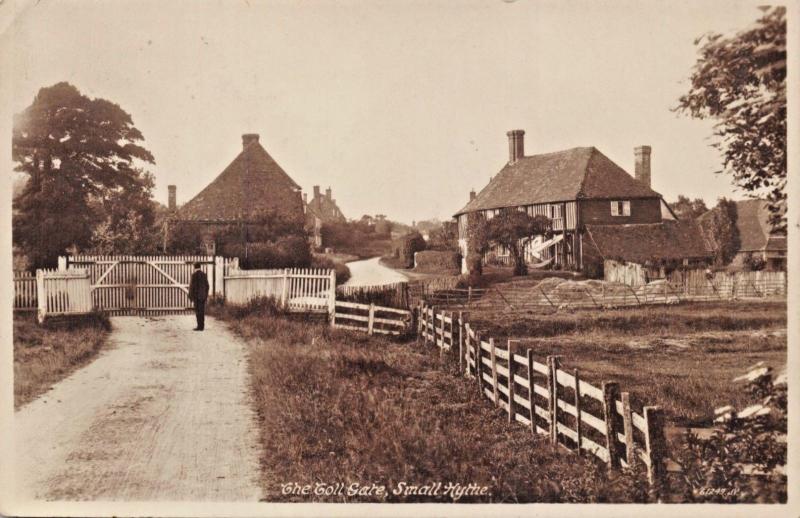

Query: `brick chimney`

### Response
(168, 185, 176, 212)
(303, 192, 308, 204)
(242, 133, 259, 149)
(634, 145, 652, 188)
(469, 189, 476, 201)
(507, 129, 525, 164)
(326, 187, 332, 200)
(313, 185, 320, 199)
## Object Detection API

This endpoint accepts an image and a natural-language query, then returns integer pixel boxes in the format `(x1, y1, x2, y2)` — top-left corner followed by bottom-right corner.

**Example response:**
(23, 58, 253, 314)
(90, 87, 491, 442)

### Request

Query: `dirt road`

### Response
(343, 257, 408, 287)
(13, 316, 263, 501)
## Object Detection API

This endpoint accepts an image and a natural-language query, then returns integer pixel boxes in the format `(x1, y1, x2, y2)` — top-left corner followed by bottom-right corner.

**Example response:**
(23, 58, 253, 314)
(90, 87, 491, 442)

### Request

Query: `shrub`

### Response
(225, 236, 312, 269)
(413, 250, 460, 272)
(394, 232, 426, 268)
(311, 256, 352, 285)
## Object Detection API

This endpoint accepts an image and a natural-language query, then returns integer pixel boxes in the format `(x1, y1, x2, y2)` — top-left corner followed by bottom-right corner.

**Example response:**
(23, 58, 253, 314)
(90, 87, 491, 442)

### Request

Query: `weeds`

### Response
(13, 312, 111, 408)
(215, 306, 650, 503)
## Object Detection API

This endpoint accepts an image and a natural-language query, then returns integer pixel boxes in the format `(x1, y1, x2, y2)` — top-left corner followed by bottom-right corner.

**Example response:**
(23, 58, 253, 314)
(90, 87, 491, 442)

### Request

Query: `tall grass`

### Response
(212, 302, 649, 503)
(13, 312, 111, 408)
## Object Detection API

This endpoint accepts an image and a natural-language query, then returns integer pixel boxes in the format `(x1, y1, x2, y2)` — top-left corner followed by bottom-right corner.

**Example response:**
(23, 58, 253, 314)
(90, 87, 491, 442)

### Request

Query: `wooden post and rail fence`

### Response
(417, 302, 669, 491)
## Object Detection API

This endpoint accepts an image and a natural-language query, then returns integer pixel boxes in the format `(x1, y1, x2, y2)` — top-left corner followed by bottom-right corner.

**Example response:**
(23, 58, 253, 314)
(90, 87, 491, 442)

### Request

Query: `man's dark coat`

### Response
(189, 269, 210, 303)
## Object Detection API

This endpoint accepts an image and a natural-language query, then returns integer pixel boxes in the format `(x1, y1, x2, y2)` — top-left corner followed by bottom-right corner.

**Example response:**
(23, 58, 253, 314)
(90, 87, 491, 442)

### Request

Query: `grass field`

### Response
(469, 301, 787, 425)
(13, 313, 111, 409)
(210, 300, 652, 503)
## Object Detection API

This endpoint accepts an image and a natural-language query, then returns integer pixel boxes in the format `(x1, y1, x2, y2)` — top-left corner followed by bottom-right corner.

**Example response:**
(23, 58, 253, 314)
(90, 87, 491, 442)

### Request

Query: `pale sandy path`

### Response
(14, 315, 264, 501)
(343, 257, 408, 287)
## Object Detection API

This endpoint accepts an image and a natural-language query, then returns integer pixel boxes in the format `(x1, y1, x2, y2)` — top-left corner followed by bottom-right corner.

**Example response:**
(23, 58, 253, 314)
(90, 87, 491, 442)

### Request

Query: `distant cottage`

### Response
(165, 133, 305, 252)
(305, 185, 346, 224)
(455, 129, 711, 277)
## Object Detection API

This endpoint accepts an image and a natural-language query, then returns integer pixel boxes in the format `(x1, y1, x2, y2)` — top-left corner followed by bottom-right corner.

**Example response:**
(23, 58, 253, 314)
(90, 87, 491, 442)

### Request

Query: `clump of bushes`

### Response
(311, 256, 352, 285)
(392, 232, 426, 268)
(225, 236, 312, 269)
(413, 250, 460, 272)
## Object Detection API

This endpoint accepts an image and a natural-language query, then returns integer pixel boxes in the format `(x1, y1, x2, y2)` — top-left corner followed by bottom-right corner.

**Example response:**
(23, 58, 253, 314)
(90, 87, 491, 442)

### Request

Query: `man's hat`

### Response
(193, 262, 201, 269)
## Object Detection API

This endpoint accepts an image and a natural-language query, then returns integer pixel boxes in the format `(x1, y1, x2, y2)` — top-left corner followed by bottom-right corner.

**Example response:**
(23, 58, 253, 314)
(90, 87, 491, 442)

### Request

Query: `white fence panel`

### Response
(36, 268, 93, 322)
(14, 274, 38, 311)
(224, 268, 335, 313)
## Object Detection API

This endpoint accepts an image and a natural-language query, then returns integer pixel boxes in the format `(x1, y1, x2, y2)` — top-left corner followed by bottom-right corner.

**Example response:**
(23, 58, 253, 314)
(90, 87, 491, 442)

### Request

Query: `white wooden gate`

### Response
(63, 255, 232, 315)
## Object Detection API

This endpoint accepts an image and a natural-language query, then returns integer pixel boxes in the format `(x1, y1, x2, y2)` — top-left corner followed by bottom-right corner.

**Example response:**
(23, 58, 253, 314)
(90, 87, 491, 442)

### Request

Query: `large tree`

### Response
(676, 7, 786, 232)
(669, 195, 709, 220)
(13, 82, 156, 268)
(470, 209, 552, 276)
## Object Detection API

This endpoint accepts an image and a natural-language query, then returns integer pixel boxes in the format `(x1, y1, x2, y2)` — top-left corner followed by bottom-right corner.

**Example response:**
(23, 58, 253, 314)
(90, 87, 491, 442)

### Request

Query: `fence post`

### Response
(643, 406, 667, 496)
(328, 269, 336, 321)
(621, 392, 636, 469)
(440, 310, 447, 354)
(526, 348, 536, 436)
(475, 332, 483, 395)
(573, 368, 583, 455)
(547, 355, 562, 445)
(507, 340, 517, 424)
(36, 269, 46, 324)
(489, 338, 499, 405)
(367, 303, 375, 335)
(602, 381, 622, 469)
(458, 311, 464, 375)
(58, 256, 67, 271)
(468, 286, 473, 303)
(281, 268, 289, 309)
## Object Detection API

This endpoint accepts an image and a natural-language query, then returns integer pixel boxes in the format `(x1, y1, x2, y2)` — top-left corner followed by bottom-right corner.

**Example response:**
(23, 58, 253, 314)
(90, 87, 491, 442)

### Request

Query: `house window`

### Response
(611, 200, 631, 217)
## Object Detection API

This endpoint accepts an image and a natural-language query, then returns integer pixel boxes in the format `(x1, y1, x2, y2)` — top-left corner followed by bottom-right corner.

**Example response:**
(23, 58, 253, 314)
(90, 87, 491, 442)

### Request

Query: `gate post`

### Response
(281, 268, 290, 309)
(36, 269, 46, 324)
(58, 256, 67, 271)
(328, 269, 336, 322)
(214, 256, 225, 299)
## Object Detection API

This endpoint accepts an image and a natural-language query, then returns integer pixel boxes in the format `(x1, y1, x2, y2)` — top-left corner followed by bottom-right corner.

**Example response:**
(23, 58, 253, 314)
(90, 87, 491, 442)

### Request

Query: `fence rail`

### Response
(417, 303, 667, 489)
(332, 300, 412, 336)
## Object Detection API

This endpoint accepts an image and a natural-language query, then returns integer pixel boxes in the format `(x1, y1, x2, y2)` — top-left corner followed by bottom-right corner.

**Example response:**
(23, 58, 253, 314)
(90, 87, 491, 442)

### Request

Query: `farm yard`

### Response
(466, 301, 786, 425)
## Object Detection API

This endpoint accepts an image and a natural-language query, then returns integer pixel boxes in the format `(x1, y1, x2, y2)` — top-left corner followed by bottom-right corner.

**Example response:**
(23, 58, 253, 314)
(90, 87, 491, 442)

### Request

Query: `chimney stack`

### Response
(242, 133, 259, 149)
(326, 187, 332, 200)
(313, 185, 321, 199)
(168, 185, 176, 212)
(507, 129, 525, 164)
(634, 145, 652, 188)
(303, 192, 308, 204)
(469, 189, 476, 201)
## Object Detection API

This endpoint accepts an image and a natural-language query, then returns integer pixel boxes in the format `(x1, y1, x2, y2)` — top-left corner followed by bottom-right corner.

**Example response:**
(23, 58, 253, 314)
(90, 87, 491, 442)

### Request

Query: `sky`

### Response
(7, 0, 769, 223)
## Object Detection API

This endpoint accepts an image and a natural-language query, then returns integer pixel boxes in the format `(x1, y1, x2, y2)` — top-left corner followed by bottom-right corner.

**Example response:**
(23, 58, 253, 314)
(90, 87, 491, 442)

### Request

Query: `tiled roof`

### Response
(585, 220, 712, 263)
(696, 199, 787, 252)
(455, 147, 660, 216)
(178, 140, 303, 222)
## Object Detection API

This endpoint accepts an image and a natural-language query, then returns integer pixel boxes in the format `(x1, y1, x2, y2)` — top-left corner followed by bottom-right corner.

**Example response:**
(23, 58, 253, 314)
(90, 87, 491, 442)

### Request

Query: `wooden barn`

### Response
(455, 129, 710, 277)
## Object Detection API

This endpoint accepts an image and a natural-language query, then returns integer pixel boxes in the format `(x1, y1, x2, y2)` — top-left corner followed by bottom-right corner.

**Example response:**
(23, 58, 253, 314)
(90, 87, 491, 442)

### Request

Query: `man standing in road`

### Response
(188, 262, 209, 331)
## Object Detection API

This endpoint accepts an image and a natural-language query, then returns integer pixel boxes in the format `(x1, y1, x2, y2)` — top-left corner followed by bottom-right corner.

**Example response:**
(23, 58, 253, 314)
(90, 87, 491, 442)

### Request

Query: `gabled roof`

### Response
(733, 199, 784, 252)
(585, 221, 711, 263)
(178, 139, 302, 221)
(455, 147, 660, 216)
(696, 199, 787, 252)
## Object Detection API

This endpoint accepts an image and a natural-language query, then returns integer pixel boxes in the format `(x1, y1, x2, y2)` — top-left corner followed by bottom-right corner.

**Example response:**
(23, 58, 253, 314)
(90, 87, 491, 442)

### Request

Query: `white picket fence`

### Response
(224, 268, 336, 313)
(14, 271, 37, 311)
(36, 269, 94, 322)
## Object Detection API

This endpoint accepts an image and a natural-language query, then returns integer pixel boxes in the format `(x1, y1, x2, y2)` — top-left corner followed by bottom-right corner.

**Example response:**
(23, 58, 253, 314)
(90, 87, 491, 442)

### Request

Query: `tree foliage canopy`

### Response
(669, 195, 709, 220)
(676, 7, 786, 232)
(468, 209, 552, 276)
(697, 198, 741, 267)
(13, 82, 156, 267)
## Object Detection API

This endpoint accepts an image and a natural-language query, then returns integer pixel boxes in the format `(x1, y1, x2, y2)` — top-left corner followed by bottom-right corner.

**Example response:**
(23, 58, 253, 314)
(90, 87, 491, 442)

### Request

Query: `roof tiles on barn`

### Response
(585, 220, 712, 263)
